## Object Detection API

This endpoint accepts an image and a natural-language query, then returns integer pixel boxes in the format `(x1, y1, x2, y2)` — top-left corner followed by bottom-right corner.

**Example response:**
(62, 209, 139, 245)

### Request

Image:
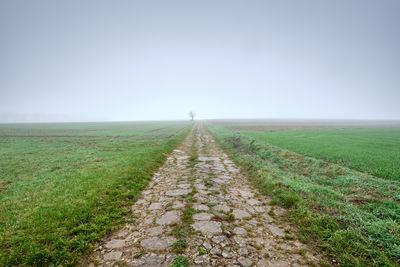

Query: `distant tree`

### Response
(189, 111, 195, 121)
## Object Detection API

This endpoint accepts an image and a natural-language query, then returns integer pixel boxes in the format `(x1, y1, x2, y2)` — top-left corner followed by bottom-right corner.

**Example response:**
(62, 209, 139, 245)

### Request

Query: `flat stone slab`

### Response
(203, 241, 212, 250)
(253, 238, 267, 247)
(233, 236, 247, 247)
(268, 225, 285, 237)
(194, 183, 207, 190)
(228, 167, 240, 173)
(105, 239, 125, 249)
(247, 199, 261, 206)
(210, 247, 222, 255)
(255, 206, 265, 212)
(208, 187, 219, 192)
(143, 216, 155, 225)
(233, 209, 251, 219)
(136, 199, 147, 205)
(233, 227, 247, 236)
(247, 219, 258, 226)
(132, 253, 165, 266)
(214, 204, 230, 213)
(165, 189, 190, 196)
(178, 183, 191, 189)
(192, 221, 222, 234)
(194, 255, 210, 264)
(193, 212, 213, 221)
(197, 189, 209, 195)
(239, 190, 254, 198)
(238, 247, 249, 255)
(268, 259, 293, 266)
(274, 207, 286, 216)
(156, 210, 180, 225)
(222, 250, 233, 258)
(141, 236, 177, 250)
(238, 256, 252, 266)
(198, 156, 220, 162)
(212, 235, 226, 244)
(172, 201, 185, 209)
(146, 226, 164, 237)
(212, 165, 226, 171)
(193, 204, 209, 211)
(263, 213, 274, 222)
(211, 178, 227, 184)
(104, 251, 122, 261)
(148, 203, 162, 210)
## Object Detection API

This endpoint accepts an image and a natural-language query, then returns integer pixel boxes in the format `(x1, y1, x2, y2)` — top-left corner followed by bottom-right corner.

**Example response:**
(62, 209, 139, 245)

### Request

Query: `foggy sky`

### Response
(1, 0, 399, 122)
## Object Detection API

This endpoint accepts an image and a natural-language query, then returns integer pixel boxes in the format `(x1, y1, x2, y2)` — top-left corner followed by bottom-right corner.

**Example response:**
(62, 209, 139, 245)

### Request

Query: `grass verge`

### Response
(0, 122, 190, 265)
(206, 124, 400, 266)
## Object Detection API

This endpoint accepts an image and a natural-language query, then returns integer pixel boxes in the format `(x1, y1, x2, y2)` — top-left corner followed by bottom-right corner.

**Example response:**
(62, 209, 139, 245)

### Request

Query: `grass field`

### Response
(207, 121, 400, 266)
(244, 128, 400, 180)
(0, 121, 190, 265)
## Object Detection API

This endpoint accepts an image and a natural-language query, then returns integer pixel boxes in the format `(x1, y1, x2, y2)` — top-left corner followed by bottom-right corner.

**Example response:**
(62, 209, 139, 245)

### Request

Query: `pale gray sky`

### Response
(1, 0, 399, 122)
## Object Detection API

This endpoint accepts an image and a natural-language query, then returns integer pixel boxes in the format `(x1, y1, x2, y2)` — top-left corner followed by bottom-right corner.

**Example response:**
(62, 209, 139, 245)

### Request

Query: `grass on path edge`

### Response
(206, 125, 399, 267)
(1, 126, 191, 266)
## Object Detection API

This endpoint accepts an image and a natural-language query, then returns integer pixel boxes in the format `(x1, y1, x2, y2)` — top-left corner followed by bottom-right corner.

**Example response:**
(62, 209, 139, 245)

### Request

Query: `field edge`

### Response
(205, 123, 399, 267)
(0, 123, 192, 266)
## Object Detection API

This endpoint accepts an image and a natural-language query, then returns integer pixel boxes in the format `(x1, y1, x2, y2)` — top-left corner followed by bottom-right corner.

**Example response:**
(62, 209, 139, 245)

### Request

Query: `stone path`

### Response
(89, 123, 322, 266)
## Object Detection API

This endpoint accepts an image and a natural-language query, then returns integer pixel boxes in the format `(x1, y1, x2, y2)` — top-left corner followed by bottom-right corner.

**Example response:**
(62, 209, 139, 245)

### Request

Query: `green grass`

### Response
(206, 123, 400, 266)
(224, 213, 235, 222)
(171, 255, 189, 267)
(0, 121, 190, 266)
(198, 248, 207, 255)
(172, 238, 188, 253)
(244, 128, 400, 180)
